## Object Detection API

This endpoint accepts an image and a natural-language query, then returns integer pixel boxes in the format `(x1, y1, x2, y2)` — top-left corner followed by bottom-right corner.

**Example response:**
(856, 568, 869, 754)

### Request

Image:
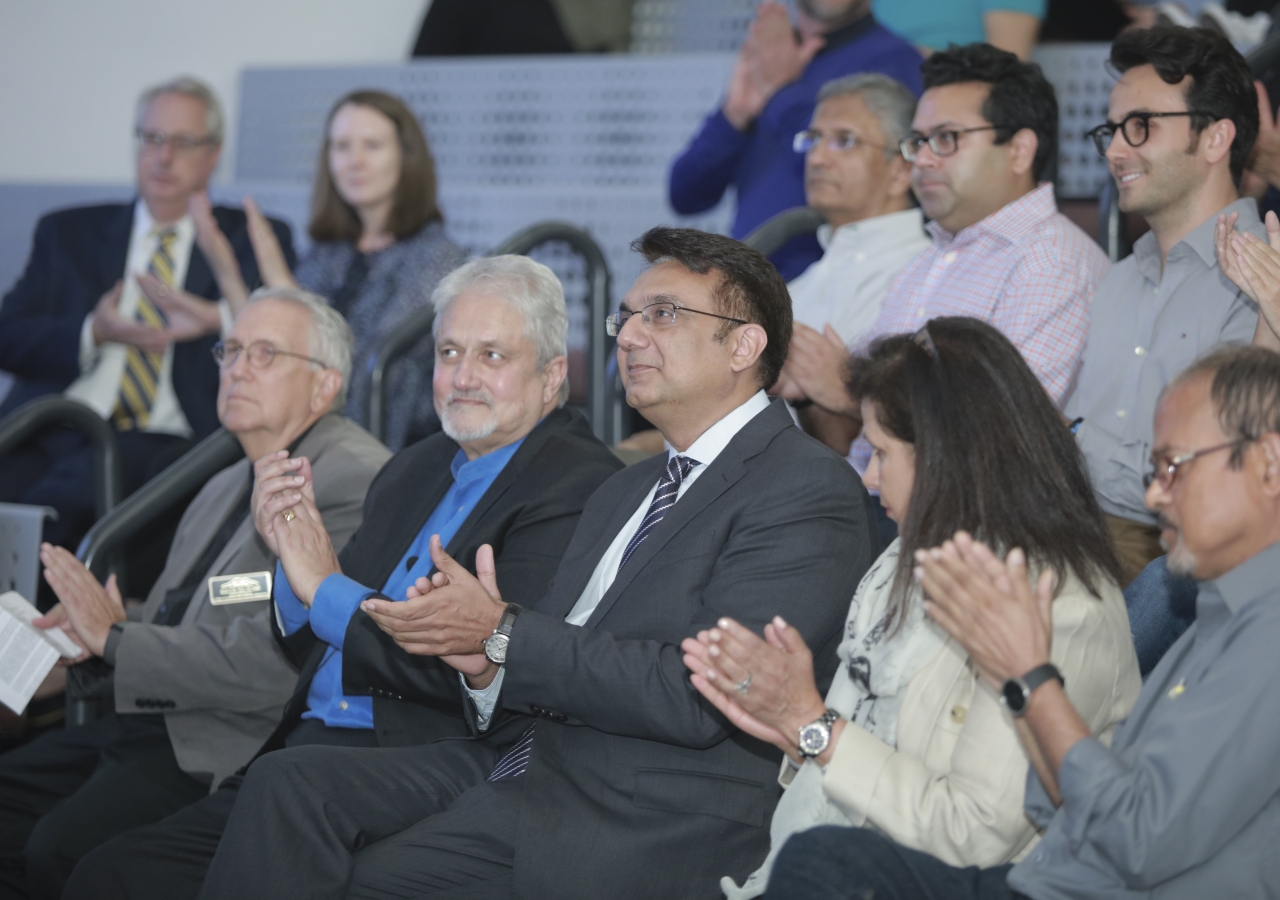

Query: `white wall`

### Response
(0, 0, 430, 184)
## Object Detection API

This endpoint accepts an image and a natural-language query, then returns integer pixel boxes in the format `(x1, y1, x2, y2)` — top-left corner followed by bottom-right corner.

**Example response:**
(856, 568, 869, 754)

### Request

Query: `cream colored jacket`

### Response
(813, 572, 1141, 867)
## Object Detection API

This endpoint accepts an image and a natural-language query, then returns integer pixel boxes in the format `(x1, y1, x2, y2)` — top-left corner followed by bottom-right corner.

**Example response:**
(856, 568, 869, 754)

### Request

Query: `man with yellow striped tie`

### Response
(0, 75, 294, 591)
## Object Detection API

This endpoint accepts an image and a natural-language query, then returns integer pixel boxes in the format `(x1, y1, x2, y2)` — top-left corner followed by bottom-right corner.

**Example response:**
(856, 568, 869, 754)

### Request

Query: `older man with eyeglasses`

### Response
(0, 287, 389, 900)
(0, 77, 296, 570)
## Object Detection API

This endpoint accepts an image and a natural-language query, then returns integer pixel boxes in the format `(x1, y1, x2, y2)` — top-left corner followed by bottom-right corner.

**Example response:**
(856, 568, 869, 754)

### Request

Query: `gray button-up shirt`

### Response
(1009, 539, 1280, 899)
(1063, 199, 1261, 523)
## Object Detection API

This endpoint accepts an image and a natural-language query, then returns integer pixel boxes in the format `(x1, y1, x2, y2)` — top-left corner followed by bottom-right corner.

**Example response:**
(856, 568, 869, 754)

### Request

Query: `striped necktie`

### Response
(618, 455, 700, 569)
(113, 228, 176, 431)
(487, 454, 701, 783)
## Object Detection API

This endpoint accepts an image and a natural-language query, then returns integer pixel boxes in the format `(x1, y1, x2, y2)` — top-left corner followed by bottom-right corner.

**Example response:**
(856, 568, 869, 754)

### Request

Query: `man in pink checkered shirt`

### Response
(778, 43, 1107, 481)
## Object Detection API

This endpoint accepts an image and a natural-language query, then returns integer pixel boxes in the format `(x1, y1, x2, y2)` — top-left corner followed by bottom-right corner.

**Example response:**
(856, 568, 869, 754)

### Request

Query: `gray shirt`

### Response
(1063, 199, 1260, 523)
(1009, 539, 1280, 899)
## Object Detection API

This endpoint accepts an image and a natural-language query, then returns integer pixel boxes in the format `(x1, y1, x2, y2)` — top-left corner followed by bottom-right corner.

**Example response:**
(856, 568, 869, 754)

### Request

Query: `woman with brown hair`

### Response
(682, 317, 1141, 899)
(201, 89, 467, 449)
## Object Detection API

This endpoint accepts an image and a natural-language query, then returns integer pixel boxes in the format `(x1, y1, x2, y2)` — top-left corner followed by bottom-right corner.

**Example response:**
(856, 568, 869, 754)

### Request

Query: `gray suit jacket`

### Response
(109, 413, 390, 788)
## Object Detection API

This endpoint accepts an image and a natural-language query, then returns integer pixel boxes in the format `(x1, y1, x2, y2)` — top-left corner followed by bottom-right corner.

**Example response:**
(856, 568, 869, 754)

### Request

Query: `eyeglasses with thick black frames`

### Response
(1142, 438, 1253, 490)
(212, 340, 331, 370)
(1086, 110, 1210, 157)
(898, 126, 998, 162)
(605, 301, 748, 336)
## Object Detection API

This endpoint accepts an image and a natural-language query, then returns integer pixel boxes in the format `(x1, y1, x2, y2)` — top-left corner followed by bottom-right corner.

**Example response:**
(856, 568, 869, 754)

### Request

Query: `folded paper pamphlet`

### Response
(0, 591, 82, 714)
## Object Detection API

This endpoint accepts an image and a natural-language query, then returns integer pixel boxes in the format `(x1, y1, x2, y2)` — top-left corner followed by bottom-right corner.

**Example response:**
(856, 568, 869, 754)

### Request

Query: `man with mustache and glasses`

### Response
(1063, 26, 1262, 593)
(61, 256, 621, 900)
(790, 344, 1280, 900)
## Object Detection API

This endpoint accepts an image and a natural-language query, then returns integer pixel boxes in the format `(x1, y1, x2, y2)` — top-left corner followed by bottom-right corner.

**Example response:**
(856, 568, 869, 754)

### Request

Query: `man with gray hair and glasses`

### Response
(774, 73, 929, 454)
(0, 287, 388, 900)
(59, 256, 622, 900)
(0, 75, 295, 571)
(782, 343, 1280, 899)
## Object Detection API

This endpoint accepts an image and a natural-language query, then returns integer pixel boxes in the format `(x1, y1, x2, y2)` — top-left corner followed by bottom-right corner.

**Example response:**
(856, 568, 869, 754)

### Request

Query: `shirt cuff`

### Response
(218, 298, 234, 336)
(102, 622, 125, 666)
(309, 574, 377, 650)
(78, 314, 99, 373)
(273, 561, 311, 636)
(461, 666, 506, 732)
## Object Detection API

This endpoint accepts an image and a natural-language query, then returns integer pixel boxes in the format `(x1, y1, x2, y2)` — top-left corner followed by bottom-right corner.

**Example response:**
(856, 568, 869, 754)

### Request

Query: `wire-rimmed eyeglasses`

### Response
(1142, 438, 1252, 490)
(1085, 111, 1208, 157)
(898, 126, 998, 162)
(212, 340, 330, 370)
(135, 128, 218, 155)
(605, 301, 748, 337)
(793, 129, 890, 155)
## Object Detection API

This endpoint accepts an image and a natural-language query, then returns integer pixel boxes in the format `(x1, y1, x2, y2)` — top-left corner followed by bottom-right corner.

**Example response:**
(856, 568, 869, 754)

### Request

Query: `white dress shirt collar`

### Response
(816, 207, 926, 252)
(132, 198, 196, 251)
(665, 389, 772, 467)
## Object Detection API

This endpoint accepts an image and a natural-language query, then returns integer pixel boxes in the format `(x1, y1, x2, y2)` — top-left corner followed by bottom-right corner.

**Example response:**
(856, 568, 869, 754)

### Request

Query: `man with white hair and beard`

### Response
(61, 255, 622, 900)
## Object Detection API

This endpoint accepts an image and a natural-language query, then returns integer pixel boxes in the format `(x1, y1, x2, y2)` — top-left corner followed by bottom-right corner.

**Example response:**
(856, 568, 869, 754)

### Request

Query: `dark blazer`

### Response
(261, 406, 623, 753)
(354, 398, 880, 899)
(0, 201, 295, 438)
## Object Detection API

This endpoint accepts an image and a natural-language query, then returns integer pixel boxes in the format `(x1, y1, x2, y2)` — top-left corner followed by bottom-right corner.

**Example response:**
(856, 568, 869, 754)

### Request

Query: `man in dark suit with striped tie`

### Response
(0, 75, 293, 559)
(197, 227, 880, 900)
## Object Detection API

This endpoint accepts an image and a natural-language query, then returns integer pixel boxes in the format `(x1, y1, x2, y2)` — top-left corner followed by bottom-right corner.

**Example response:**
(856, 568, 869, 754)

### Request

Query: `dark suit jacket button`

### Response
(529, 705, 543, 716)
(551, 713, 567, 722)
(135, 699, 146, 708)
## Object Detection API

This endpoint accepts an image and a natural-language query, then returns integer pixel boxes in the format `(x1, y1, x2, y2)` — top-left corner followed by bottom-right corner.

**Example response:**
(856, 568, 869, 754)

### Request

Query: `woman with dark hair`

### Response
(682, 316, 1140, 899)
(200, 90, 467, 449)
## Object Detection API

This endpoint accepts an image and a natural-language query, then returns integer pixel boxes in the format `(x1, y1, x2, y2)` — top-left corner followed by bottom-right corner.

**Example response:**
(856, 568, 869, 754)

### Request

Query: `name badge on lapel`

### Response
(208, 571, 273, 606)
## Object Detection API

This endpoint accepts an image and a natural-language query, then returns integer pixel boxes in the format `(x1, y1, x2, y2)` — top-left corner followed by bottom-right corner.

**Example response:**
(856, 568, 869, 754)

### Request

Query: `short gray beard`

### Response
(439, 392, 498, 443)
(1165, 542, 1198, 578)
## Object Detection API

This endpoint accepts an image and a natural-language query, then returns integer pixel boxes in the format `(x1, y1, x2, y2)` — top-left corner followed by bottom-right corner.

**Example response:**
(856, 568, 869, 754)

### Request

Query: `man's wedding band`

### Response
(283, 509, 296, 522)
(733, 673, 752, 694)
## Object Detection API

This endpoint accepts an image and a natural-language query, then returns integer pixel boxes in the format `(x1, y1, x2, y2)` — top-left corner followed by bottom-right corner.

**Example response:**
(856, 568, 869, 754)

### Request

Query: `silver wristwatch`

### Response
(483, 603, 523, 665)
(797, 708, 841, 759)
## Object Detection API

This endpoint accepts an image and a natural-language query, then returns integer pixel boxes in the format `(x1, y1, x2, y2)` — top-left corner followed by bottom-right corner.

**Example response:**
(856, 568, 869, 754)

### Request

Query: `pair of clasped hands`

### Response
(252, 452, 509, 689)
(91, 192, 296, 355)
(680, 534, 1055, 766)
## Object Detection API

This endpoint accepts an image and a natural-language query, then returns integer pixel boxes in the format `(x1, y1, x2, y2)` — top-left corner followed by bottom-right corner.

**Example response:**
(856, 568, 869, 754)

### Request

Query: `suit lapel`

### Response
(441, 409, 567, 560)
(104, 203, 135, 289)
(538, 455, 667, 621)
(585, 399, 793, 628)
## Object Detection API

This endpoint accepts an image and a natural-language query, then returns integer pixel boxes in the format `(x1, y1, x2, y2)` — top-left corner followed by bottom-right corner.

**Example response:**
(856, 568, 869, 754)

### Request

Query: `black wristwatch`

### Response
(483, 603, 523, 665)
(797, 708, 841, 759)
(1000, 663, 1064, 718)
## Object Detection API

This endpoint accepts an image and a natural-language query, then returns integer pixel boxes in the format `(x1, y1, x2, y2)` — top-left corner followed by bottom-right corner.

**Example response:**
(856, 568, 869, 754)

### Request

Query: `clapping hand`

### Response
(1214, 209, 1280, 347)
(361, 538, 506, 683)
(914, 532, 1053, 689)
(781, 323, 856, 415)
(723, 1, 823, 129)
(251, 451, 313, 557)
(38, 544, 125, 658)
(134, 271, 222, 342)
(271, 488, 340, 608)
(681, 615, 827, 759)
(89, 281, 168, 354)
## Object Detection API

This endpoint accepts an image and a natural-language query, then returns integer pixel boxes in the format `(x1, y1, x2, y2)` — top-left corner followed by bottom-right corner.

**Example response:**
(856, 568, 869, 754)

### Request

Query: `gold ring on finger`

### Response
(282, 509, 296, 522)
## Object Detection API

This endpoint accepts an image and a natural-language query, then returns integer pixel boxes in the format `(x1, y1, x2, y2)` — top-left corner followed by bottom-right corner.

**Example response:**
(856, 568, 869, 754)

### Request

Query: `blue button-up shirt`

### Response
(275, 437, 525, 729)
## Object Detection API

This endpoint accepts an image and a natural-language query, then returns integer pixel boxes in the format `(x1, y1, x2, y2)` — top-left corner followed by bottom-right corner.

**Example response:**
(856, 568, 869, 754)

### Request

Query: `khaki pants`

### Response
(1105, 514, 1164, 588)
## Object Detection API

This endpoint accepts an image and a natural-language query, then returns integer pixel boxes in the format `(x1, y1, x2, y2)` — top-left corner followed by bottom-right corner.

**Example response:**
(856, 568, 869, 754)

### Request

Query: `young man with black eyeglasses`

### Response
(1062, 25, 1262, 588)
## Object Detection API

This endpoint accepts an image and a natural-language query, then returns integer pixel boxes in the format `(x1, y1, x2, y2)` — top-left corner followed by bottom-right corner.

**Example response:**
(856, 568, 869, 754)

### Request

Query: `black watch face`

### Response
(1002, 679, 1028, 714)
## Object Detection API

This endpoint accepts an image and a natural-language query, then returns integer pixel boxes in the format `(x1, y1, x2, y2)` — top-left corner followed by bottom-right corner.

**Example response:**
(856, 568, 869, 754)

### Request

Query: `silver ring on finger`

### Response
(733, 672, 752, 694)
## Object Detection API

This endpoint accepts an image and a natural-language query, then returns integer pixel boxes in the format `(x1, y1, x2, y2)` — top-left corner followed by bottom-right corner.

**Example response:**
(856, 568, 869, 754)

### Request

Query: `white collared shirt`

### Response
(786, 207, 929, 345)
(65, 199, 196, 438)
(465, 390, 774, 727)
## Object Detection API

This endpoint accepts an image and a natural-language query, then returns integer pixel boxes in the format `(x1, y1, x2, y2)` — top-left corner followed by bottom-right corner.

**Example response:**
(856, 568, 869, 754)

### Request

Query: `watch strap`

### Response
(495, 603, 523, 637)
(1021, 663, 1065, 693)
